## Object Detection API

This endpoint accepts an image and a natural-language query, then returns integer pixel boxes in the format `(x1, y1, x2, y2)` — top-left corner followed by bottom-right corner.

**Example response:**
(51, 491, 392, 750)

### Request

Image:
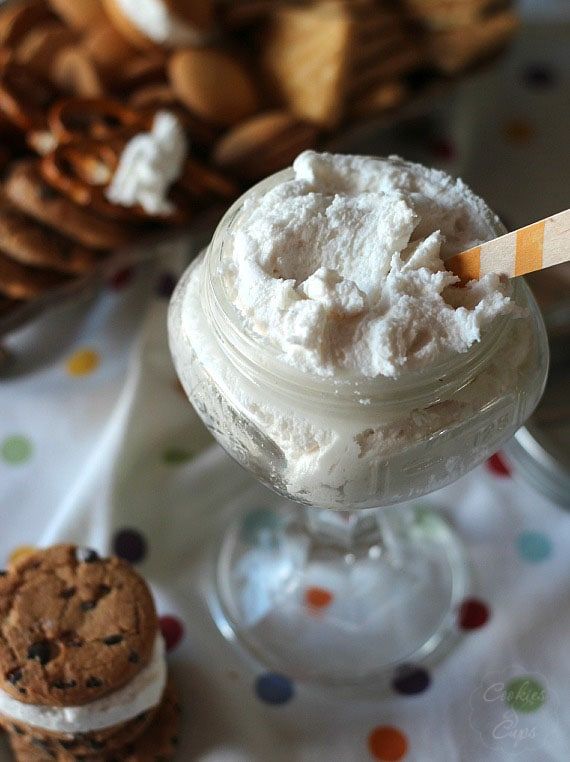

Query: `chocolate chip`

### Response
(0, 570, 7, 576)
(61, 587, 76, 599)
(7, 667, 22, 684)
(128, 651, 139, 663)
(59, 739, 77, 749)
(60, 631, 84, 648)
(52, 679, 77, 690)
(98, 584, 111, 597)
(86, 676, 103, 688)
(87, 739, 105, 750)
(80, 600, 96, 612)
(11, 724, 24, 735)
(103, 634, 123, 645)
(75, 547, 99, 563)
(136, 711, 147, 722)
(27, 640, 54, 665)
(18, 687, 27, 695)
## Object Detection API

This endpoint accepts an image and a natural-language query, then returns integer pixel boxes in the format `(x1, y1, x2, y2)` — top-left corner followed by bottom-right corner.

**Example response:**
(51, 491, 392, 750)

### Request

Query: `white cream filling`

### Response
(0, 634, 166, 734)
(115, 0, 207, 46)
(106, 111, 187, 216)
(224, 151, 513, 378)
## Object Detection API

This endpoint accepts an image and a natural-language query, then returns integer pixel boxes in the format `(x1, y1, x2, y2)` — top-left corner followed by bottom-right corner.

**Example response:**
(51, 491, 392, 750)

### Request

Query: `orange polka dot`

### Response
(305, 586, 334, 610)
(8, 545, 36, 566)
(368, 726, 408, 761)
(66, 348, 100, 377)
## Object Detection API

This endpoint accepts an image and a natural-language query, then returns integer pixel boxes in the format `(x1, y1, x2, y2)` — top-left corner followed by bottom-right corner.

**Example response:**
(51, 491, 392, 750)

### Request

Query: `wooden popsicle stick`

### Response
(446, 208, 570, 282)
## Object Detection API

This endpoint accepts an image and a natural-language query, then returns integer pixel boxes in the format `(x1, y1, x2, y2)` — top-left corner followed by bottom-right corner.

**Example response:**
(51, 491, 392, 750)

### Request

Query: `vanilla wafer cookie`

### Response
(213, 110, 318, 181)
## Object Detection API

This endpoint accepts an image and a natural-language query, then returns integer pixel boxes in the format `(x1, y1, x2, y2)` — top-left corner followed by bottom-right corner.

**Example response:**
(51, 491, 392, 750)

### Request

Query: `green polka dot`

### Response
(1, 435, 33, 464)
(505, 677, 546, 713)
(162, 447, 192, 465)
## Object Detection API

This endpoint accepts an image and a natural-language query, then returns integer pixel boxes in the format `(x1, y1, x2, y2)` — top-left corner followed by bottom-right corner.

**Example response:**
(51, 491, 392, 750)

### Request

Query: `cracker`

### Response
(428, 9, 518, 73)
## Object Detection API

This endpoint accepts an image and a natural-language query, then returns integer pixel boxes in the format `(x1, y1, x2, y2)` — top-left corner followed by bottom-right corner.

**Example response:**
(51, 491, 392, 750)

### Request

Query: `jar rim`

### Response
(202, 167, 516, 407)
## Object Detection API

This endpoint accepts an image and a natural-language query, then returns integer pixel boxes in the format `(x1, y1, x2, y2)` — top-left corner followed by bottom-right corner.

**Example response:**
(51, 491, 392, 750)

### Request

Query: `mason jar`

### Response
(168, 170, 549, 511)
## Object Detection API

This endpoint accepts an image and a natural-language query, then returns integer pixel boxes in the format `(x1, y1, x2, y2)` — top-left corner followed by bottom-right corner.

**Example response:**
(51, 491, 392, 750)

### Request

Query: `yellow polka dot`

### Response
(66, 348, 100, 377)
(8, 545, 36, 566)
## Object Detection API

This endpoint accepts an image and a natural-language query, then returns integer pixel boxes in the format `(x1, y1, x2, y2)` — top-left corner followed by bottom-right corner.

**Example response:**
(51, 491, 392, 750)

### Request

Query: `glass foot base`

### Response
(212, 501, 470, 690)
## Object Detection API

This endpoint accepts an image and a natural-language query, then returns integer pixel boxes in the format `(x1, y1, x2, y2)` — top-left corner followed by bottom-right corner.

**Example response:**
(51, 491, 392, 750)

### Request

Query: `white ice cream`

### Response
(0, 634, 167, 734)
(115, 0, 209, 46)
(224, 151, 514, 378)
(106, 111, 186, 216)
(171, 151, 537, 507)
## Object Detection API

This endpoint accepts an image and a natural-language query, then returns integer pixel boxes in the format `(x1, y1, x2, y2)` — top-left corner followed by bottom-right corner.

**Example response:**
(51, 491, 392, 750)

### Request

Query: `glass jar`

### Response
(169, 171, 549, 511)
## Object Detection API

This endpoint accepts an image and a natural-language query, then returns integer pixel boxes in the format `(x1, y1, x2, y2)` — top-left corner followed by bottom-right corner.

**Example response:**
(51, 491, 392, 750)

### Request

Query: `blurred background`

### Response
(0, 1, 568, 760)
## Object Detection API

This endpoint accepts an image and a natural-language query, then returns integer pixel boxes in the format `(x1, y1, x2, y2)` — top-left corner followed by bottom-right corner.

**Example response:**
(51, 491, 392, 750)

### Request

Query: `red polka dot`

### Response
(458, 598, 491, 630)
(486, 452, 511, 477)
(305, 586, 334, 610)
(108, 267, 134, 290)
(368, 726, 408, 761)
(159, 616, 184, 651)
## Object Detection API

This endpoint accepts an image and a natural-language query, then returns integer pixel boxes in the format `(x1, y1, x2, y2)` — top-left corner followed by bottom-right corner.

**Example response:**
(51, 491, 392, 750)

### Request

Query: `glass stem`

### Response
(304, 504, 415, 564)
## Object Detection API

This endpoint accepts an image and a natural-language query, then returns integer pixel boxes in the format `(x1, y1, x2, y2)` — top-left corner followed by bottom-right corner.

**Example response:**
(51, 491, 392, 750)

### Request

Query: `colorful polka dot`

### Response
(108, 267, 134, 290)
(522, 63, 556, 89)
(156, 273, 177, 299)
(486, 452, 511, 477)
(113, 528, 147, 564)
(517, 531, 552, 563)
(1, 435, 33, 464)
(159, 616, 184, 652)
(503, 118, 535, 144)
(255, 673, 294, 706)
(162, 447, 192, 465)
(505, 676, 546, 713)
(368, 726, 408, 761)
(8, 545, 36, 565)
(304, 586, 334, 611)
(66, 348, 100, 377)
(458, 598, 491, 630)
(391, 664, 431, 695)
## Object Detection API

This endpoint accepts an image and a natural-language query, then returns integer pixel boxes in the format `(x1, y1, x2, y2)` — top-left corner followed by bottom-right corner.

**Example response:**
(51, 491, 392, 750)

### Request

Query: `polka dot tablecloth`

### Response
(1, 17, 570, 762)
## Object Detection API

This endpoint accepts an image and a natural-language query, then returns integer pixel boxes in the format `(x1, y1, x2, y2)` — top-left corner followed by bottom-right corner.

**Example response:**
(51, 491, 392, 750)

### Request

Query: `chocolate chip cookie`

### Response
(0, 544, 157, 707)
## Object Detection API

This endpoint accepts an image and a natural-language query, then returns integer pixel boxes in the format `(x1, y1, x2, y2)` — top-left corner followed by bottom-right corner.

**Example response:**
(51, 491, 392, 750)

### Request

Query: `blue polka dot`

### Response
(517, 531, 552, 563)
(255, 673, 294, 705)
